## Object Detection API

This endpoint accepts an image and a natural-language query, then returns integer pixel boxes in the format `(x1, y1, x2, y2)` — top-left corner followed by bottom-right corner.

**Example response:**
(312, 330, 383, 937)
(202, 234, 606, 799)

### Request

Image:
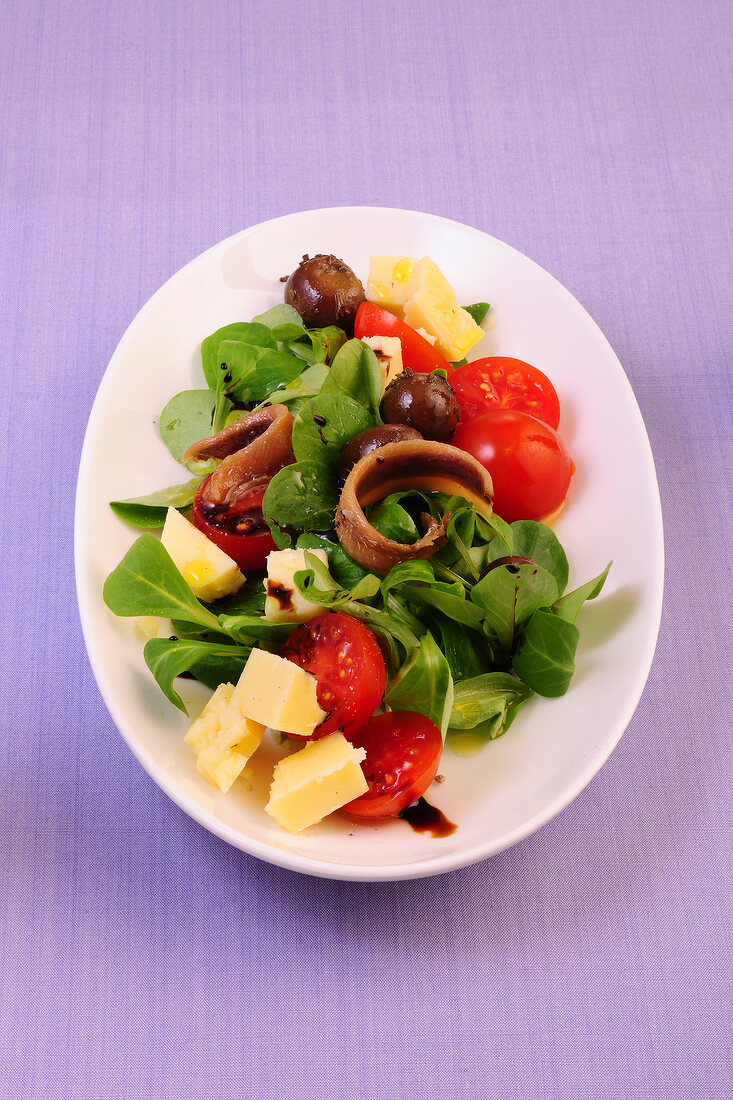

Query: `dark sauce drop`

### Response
(266, 580, 294, 612)
(199, 498, 269, 537)
(399, 797, 457, 838)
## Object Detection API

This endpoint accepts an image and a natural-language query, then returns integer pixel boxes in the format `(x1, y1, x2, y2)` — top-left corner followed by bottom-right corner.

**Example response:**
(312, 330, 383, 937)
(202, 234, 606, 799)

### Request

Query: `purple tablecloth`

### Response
(2, 0, 730, 1096)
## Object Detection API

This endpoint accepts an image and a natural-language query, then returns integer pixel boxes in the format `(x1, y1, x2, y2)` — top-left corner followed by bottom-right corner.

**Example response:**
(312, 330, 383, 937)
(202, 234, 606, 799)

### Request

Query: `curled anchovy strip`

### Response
(184, 404, 295, 507)
(334, 439, 494, 576)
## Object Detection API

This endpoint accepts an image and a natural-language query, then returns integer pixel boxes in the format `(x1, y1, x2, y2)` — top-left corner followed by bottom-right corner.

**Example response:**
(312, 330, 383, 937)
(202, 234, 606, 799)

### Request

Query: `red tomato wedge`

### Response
(452, 409, 574, 523)
(450, 357, 561, 429)
(343, 711, 443, 818)
(354, 302, 451, 374)
(192, 477, 277, 572)
(280, 612, 386, 740)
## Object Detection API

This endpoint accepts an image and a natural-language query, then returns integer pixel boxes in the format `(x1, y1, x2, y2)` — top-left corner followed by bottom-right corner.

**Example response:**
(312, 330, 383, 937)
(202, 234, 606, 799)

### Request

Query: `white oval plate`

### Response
(75, 207, 664, 881)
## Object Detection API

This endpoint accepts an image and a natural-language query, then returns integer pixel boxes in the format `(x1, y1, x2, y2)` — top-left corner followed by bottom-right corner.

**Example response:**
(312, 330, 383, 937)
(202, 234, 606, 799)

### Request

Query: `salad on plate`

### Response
(103, 251, 610, 836)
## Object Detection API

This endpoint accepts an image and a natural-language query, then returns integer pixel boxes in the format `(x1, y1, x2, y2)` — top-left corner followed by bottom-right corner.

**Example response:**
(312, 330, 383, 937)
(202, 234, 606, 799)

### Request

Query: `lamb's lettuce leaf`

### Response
(110, 478, 202, 528)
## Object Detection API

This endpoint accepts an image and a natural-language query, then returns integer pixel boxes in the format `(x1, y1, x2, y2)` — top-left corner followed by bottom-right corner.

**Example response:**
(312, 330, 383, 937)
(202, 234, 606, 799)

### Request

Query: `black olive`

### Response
(380, 369, 461, 443)
(285, 254, 365, 335)
(338, 424, 423, 482)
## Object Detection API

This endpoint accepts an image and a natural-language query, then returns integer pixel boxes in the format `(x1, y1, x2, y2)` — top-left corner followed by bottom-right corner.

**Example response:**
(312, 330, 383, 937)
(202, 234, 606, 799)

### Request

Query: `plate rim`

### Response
(75, 205, 665, 881)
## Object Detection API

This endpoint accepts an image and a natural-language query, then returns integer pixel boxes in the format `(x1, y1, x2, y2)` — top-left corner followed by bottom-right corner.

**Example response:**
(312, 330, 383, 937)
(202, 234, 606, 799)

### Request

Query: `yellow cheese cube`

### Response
(367, 255, 417, 312)
(363, 335, 405, 391)
(134, 616, 172, 641)
(231, 648, 327, 737)
(161, 508, 244, 603)
(264, 548, 329, 623)
(403, 257, 484, 361)
(184, 682, 266, 792)
(265, 732, 368, 832)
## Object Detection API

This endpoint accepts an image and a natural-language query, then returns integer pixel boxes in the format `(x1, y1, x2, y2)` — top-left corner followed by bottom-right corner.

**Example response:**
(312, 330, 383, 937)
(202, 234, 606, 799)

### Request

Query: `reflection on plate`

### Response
(75, 207, 663, 881)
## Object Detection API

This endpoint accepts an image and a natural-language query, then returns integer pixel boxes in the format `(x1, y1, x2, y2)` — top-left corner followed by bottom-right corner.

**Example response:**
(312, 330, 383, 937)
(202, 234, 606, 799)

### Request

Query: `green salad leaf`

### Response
(449, 672, 531, 730)
(476, 512, 513, 553)
(251, 303, 303, 328)
(379, 560, 435, 599)
(385, 632, 454, 738)
(110, 478, 202, 528)
(144, 638, 252, 713)
(292, 550, 381, 607)
(201, 322, 276, 388)
(320, 338, 383, 420)
(552, 562, 612, 623)
(513, 610, 580, 697)
(272, 323, 346, 366)
(215, 339, 304, 403)
(217, 614, 296, 645)
(260, 363, 330, 410)
(210, 578, 266, 616)
(401, 583, 485, 629)
(463, 302, 490, 325)
(291, 394, 373, 469)
(471, 560, 558, 652)
(369, 498, 421, 544)
(341, 601, 422, 660)
(103, 534, 223, 634)
(427, 614, 487, 681)
(159, 390, 227, 469)
(262, 461, 341, 547)
(486, 520, 569, 594)
(295, 533, 371, 589)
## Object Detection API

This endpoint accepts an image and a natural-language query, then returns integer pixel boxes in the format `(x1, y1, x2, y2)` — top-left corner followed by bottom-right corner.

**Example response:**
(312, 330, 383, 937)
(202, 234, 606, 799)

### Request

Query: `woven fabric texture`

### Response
(0, 0, 730, 1097)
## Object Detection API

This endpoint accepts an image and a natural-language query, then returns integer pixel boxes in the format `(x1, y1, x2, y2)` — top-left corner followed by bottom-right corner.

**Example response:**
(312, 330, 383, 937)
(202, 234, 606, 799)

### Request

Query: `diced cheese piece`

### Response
(367, 255, 417, 312)
(265, 732, 368, 832)
(415, 327, 437, 346)
(134, 616, 173, 641)
(161, 507, 244, 603)
(184, 682, 266, 792)
(363, 335, 405, 391)
(264, 548, 329, 623)
(403, 257, 484, 362)
(231, 648, 327, 737)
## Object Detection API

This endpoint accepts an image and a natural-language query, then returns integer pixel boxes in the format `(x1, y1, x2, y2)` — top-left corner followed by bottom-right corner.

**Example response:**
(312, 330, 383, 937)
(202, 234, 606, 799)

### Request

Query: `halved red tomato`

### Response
(280, 612, 386, 740)
(450, 357, 561, 429)
(192, 476, 277, 571)
(354, 302, 451, 373)
(452, 409, 574, 523)
(343, 711, 443, 818)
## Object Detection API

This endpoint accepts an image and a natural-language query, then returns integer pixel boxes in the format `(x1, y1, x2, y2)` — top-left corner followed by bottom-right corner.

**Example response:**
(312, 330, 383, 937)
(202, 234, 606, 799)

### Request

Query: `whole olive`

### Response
(380, 369, 461, 443)
(285, 254, 365, 334)
(338, 424, 423, 482)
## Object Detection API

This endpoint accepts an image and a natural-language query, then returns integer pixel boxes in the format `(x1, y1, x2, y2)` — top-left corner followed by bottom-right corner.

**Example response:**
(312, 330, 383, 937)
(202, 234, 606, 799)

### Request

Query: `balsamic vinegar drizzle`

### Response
(399, 797, 457, 838)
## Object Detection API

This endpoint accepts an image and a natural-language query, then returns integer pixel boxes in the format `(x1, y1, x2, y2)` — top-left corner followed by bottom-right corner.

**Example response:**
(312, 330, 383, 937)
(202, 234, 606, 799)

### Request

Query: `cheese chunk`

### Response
(367, 255, 416, 312)
(231, 648, 327, 737)
(161, 508, 244, 603)
(265, 732, 368, 832)
(363, 335, 404, 391)
(184, 682, 266, 792)
(403, 257, 484, 362)
(264, 548, 329, 623)
(134, 616, 173, 641)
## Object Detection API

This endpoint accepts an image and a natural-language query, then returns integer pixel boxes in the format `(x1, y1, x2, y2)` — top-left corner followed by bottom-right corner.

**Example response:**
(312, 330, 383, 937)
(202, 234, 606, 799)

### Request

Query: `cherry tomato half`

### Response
(452, 409, 575, 523)
(343, 711, 443, 818)
(354, 302, 451, 374)
(192, 476, 277, 571)
(450, 357, 561, 429)
(280, 612, 386, 740)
